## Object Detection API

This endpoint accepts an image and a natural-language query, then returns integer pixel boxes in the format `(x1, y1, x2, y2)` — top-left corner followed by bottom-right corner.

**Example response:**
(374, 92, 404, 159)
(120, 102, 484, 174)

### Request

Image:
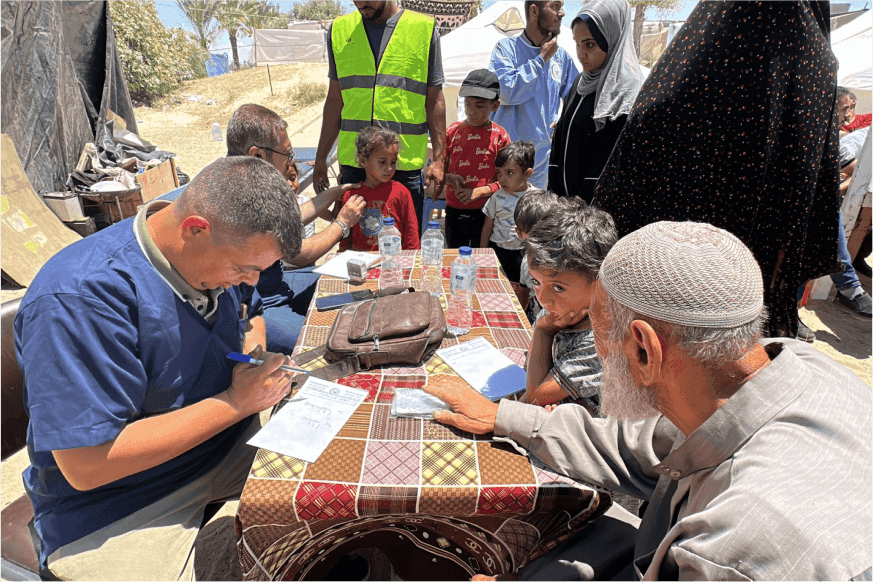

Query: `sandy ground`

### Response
(135, 62, 330, 178)
(2, 61, 871, 580)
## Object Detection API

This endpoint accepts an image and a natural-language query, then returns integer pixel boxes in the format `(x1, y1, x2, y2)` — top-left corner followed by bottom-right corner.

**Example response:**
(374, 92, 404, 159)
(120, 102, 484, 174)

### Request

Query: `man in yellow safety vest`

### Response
(313, 1, 447, 233)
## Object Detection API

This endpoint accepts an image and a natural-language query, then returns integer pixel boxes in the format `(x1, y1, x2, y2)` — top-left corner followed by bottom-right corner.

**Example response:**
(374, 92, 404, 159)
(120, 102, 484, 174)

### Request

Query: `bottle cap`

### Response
(427, 221, 439, 229)
(382, 217, 395, 226)
(459, 246, 472, 255)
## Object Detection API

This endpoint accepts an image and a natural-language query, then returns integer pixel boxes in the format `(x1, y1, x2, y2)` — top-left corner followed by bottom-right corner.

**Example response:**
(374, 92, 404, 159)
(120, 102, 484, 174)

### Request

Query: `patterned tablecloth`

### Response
(236, 249, 610, 580)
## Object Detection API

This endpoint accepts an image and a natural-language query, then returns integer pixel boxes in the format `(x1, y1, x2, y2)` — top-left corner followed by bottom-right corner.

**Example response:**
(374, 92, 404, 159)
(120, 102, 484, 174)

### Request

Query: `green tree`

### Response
(110, 1, 206, 102)
(176, 0, 220, 51)
(213, 0, 248, 69)
(627, 0, 681, 55)
(292, 0, 346, 21)
(243, 1, 288, 34)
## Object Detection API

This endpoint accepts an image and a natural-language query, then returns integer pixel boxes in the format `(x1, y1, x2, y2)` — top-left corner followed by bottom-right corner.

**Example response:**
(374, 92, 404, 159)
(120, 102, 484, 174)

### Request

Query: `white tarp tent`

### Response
(831, 9, 871, 114)
(251, 21, 326, 65)
(441, 1, 581, 87)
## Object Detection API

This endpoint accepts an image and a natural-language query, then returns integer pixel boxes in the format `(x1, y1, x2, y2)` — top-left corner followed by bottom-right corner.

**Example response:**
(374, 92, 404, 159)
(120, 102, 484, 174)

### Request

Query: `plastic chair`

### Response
(421, 197, 447, 233)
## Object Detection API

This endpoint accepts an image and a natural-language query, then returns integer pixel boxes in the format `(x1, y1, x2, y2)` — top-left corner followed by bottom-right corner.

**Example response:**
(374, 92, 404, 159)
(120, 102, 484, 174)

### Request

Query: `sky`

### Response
(154, 0, 871, 65)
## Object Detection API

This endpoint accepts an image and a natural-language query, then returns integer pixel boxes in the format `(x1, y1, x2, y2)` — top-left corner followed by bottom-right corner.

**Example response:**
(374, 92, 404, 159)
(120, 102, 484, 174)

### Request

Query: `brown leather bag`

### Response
(325, 290, 446, 368)
(292, 288, 446, 380)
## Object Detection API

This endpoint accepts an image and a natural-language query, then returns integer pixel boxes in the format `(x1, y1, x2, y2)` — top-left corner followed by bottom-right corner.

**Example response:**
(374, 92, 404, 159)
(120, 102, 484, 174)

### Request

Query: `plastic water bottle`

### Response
(378, 217, 403, 290)
(419, 220, 444, 296)
(211, 122, 222, 142)
(447, 246, 477, 336)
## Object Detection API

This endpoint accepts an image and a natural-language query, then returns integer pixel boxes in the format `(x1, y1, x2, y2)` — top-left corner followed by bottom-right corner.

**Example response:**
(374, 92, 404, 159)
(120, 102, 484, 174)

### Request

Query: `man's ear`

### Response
(180, 215, 211, 240)
(628, 320, 664, 385)
(247, 145, 261, 158)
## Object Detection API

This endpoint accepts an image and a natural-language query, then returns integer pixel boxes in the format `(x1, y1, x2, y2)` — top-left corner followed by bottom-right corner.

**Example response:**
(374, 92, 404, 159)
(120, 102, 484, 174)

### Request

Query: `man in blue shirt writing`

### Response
(489, 0, 578, 189)
(15, 157, 303, 580)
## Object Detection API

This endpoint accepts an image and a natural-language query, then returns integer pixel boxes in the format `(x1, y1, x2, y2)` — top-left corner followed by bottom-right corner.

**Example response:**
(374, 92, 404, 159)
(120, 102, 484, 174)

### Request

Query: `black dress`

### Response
(548, 76, 627, 202)
(593, 1, 841, 337)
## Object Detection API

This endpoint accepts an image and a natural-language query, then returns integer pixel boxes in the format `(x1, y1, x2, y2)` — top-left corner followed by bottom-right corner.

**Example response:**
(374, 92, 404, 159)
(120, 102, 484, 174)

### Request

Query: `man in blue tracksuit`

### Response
(489, 1, 578, 189)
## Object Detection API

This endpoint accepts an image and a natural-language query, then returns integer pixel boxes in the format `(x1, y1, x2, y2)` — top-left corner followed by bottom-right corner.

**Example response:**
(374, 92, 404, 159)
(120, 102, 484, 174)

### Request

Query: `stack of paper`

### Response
(436, 337, 527, 401)
(312, 251, 380, 280)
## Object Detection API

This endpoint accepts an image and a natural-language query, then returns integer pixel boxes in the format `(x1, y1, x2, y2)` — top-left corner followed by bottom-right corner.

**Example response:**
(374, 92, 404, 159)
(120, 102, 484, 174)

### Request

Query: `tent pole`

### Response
(267, 64, 274, 96)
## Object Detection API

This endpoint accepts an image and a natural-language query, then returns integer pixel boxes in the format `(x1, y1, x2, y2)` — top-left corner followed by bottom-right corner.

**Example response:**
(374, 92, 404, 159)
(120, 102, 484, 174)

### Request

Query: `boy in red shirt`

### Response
(439, 69, 512, 249)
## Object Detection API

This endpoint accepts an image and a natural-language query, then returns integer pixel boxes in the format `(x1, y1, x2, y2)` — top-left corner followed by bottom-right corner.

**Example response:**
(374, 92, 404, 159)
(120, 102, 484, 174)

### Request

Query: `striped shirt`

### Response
(496, 339, 872, 580)
(539, 309, 602, 401)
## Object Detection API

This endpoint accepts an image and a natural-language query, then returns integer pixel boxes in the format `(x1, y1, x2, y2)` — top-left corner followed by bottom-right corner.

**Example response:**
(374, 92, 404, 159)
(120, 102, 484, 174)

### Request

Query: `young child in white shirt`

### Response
(480, 140, 536, 285)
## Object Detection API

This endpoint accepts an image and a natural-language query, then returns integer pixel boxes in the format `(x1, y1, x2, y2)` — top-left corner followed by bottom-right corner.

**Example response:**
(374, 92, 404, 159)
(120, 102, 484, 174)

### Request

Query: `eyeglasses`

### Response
(256, 146, 295, 163)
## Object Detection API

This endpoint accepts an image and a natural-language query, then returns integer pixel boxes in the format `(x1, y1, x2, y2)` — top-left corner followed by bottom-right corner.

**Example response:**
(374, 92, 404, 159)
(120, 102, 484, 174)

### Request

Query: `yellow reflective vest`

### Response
(332, 10, 434, 171)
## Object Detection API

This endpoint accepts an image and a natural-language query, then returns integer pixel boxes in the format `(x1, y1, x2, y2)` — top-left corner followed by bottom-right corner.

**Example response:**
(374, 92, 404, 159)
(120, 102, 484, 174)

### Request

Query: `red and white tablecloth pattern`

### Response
(236, 249, 610, 580)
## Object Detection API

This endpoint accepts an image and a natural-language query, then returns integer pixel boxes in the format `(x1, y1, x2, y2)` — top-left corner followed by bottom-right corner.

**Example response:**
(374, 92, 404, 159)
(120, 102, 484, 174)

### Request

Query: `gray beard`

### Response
(600, 349, 661, 420)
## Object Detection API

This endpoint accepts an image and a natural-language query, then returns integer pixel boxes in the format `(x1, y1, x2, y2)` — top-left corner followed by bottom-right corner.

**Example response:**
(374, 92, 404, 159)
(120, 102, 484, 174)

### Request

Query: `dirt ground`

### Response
(135, 62, 331, 179)
(2, 61, 871, 580)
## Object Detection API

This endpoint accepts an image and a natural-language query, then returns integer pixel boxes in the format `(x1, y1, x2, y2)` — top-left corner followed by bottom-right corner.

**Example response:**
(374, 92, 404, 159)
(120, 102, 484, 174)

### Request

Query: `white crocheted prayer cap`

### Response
(600, 222, 764, 328)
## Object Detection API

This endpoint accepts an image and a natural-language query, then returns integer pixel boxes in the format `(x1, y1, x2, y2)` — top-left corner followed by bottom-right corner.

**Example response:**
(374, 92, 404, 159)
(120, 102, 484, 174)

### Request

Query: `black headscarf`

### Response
(593, 1, 841, 337)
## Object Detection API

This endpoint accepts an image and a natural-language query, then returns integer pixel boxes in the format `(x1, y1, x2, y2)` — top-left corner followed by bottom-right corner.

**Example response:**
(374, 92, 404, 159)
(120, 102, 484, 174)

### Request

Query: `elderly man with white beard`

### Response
(424, 221, 872, 581)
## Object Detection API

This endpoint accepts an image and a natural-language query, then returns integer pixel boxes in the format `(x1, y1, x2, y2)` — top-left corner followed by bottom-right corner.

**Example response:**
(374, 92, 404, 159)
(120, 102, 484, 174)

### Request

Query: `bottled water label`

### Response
(379, 235, 401, 256)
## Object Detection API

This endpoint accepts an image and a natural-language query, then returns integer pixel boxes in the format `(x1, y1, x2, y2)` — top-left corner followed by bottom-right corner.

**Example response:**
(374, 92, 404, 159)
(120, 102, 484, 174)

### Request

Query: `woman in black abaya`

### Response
(593, 1, 842, 337)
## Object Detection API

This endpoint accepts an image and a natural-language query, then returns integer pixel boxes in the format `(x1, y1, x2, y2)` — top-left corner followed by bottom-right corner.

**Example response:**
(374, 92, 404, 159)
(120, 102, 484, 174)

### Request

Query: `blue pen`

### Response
(227, 352, 310, 375)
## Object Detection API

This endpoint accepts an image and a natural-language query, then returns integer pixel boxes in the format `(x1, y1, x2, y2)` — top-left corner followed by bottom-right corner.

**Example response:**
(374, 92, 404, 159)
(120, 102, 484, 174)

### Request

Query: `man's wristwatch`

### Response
(332, 219, 350, 238)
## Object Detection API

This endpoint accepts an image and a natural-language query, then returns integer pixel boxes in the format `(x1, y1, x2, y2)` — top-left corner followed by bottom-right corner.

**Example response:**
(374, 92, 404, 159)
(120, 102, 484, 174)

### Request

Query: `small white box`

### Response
(42, 191, 85, 221)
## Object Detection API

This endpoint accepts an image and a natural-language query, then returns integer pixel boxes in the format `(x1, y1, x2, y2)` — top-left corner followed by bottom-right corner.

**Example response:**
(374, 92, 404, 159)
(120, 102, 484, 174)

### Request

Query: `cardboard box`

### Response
(137, 158, 179, 202)
(42, 191, 85, 221)
(1, 134, 81, 287)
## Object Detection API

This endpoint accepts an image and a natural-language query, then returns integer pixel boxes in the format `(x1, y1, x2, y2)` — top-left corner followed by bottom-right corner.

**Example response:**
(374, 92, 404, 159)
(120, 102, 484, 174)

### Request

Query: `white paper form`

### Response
(312, 251, 380, 280)
(436, 337, 526, 401)
(247, 377, 368, 463)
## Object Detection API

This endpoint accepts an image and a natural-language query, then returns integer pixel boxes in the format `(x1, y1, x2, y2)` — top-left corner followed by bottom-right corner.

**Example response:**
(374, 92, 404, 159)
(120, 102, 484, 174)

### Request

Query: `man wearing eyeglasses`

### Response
(161, 104, 367, 354)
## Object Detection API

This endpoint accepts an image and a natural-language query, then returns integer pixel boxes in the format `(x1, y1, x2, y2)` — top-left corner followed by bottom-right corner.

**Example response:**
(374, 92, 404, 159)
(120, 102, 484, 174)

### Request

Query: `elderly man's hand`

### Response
(423, 376, 498, 434)
(337, 194, 366, 227)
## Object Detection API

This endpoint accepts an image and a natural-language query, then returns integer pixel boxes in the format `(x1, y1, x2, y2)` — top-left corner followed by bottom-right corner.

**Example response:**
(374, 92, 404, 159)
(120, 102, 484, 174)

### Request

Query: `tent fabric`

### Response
(206, 53, 229, 77)
(401, 0, 477, 36)
(1, 1, 93, 197)
(440, 2, 583, 87)
(251, 25, 326, 65)
(1, 1, 136, 196)
(60, 1, 137, 134)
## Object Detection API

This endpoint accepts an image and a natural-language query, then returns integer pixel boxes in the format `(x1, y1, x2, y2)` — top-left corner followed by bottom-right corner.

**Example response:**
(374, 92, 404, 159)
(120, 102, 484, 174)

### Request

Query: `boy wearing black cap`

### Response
(438, 68, 512, 249)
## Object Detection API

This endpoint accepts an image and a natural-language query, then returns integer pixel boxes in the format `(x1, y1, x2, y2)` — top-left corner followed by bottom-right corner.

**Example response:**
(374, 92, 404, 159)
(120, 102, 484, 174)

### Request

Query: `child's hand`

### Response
(469, 186, 493, 202)
(433, 174, 465, 201)
(536, 308, 588, 336)
(455, 188, 475, 204)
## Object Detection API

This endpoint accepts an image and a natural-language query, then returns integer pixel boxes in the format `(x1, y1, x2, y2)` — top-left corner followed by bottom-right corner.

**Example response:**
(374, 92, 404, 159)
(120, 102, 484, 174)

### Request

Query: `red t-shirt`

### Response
(340, 180, 421, 252)
(843, 113, 872, 133)
(445, 120, 512, 210)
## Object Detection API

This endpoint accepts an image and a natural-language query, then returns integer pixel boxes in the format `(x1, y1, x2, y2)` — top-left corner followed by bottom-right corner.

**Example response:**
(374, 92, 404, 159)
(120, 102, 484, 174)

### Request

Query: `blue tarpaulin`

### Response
(205, 53, 229, 77)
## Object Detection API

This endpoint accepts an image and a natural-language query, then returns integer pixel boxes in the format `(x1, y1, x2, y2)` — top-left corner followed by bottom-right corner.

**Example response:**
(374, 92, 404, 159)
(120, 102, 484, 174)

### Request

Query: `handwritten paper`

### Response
(312, 251, 380, 280)
(247, 377, 368, 463)
(436, 337, 527, 401)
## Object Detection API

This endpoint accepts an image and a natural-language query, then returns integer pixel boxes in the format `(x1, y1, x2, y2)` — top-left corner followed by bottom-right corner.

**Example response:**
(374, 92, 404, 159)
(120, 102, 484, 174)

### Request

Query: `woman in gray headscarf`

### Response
(548, 0, 643, 202)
